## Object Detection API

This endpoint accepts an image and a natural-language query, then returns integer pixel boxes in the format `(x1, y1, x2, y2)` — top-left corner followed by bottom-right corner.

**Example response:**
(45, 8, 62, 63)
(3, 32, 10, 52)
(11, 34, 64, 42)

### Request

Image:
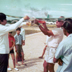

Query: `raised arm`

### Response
(34, 19, 54, 36)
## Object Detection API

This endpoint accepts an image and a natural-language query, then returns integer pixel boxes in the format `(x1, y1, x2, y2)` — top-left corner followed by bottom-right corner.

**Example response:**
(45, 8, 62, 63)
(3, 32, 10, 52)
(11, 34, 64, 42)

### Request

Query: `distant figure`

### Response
(34, 16, 64, 72)
(14, 28, 25, 65)
(8, 32, 18, 71)
(0, 12, 29, 72)
(53, 18, 72, 72)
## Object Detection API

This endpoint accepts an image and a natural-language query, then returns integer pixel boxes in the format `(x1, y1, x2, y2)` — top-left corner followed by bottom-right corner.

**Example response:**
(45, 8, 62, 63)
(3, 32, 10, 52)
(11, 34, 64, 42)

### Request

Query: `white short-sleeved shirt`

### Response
(55, 34, 72, 72)
(14, 34, 23, 45)
(46, 28, 63, 48)
(45, 28, 63, 63)
(14, 28, 25, 41)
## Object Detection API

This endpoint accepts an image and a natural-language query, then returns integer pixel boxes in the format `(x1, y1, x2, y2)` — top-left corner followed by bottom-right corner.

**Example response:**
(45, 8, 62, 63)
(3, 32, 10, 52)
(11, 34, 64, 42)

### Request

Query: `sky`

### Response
(0, 0, 72, 18)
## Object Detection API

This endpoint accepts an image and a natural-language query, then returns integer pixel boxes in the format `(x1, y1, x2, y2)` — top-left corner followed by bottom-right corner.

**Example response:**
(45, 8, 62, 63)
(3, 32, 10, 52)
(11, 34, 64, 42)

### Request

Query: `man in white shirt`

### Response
(34, 16, 64, 72)
(0, 13, 29, 72)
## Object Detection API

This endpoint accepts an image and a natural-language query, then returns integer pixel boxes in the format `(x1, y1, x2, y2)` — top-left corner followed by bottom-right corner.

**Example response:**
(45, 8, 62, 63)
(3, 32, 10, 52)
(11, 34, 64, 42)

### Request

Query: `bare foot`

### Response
(24, 64, 27, 66)
(22, 62, 24, 65)
(39, 56, 43, 59)
(22, 63, 27, 66)
(16, 63, 20, 66)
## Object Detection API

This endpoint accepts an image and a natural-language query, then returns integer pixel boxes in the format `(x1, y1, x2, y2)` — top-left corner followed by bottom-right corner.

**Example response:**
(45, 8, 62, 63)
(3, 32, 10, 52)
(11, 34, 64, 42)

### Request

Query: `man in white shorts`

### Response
(34, 16, 64, 72)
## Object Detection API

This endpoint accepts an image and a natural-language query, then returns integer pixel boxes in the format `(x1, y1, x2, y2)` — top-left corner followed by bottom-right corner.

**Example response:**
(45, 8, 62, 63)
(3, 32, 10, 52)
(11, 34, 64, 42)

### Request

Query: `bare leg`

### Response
(43, 60, 48, 72)
(21, 52, 24, 64)
(48, 63, 55, 72)
(43, 60, 55, 72)
(16, 52, 20, 66)
(11, 53, 15, 68)
(23, 51, 25, 60)
(16, 52, 18, 64)
(7, 54, 12, 71)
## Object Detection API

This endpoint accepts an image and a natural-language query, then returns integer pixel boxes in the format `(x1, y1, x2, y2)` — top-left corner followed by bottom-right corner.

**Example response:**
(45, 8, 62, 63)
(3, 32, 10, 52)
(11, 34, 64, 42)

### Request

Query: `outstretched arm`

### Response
(0, 16, 30, 35)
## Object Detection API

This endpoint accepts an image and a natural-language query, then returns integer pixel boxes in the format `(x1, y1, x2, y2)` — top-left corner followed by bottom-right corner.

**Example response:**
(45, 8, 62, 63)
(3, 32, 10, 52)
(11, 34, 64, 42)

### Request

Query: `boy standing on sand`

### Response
(14, 27, 25, 60)
(15, 28, 25, 65)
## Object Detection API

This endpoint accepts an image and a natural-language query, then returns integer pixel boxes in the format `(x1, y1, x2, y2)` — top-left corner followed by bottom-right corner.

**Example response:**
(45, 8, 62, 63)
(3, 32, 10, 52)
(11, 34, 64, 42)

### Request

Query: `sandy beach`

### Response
(8, 29, 61, 72)
(8, 26, 67, 72)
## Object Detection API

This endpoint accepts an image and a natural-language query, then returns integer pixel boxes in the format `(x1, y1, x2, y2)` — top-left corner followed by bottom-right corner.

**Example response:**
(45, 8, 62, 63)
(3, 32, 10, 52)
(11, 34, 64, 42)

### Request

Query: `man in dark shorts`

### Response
(15, 28, 25, 65)
(0, 13, 29, 72)
(8, 32, 18, 71)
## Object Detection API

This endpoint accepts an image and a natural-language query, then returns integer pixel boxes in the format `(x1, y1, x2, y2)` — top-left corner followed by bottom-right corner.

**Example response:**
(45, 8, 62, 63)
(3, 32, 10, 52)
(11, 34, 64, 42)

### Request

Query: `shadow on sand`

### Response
(17, 57, 44, 69)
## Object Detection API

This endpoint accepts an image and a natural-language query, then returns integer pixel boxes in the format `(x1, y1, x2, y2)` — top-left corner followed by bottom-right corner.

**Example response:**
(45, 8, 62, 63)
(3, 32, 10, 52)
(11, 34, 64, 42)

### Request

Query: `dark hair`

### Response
(9, 32, 12, 34)
(62, 18, 72, 34)
(65, 18, 72, 23)
(16, 28, 21, 31)
(0, 13, 6, 22)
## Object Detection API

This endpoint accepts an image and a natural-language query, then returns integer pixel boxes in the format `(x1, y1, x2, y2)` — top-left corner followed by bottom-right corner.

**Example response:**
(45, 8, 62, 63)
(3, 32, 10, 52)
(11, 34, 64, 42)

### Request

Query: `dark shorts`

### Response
(10, 49, 14, 54)
(16, 45, 23, 54)
(0, 54, 8, 72)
